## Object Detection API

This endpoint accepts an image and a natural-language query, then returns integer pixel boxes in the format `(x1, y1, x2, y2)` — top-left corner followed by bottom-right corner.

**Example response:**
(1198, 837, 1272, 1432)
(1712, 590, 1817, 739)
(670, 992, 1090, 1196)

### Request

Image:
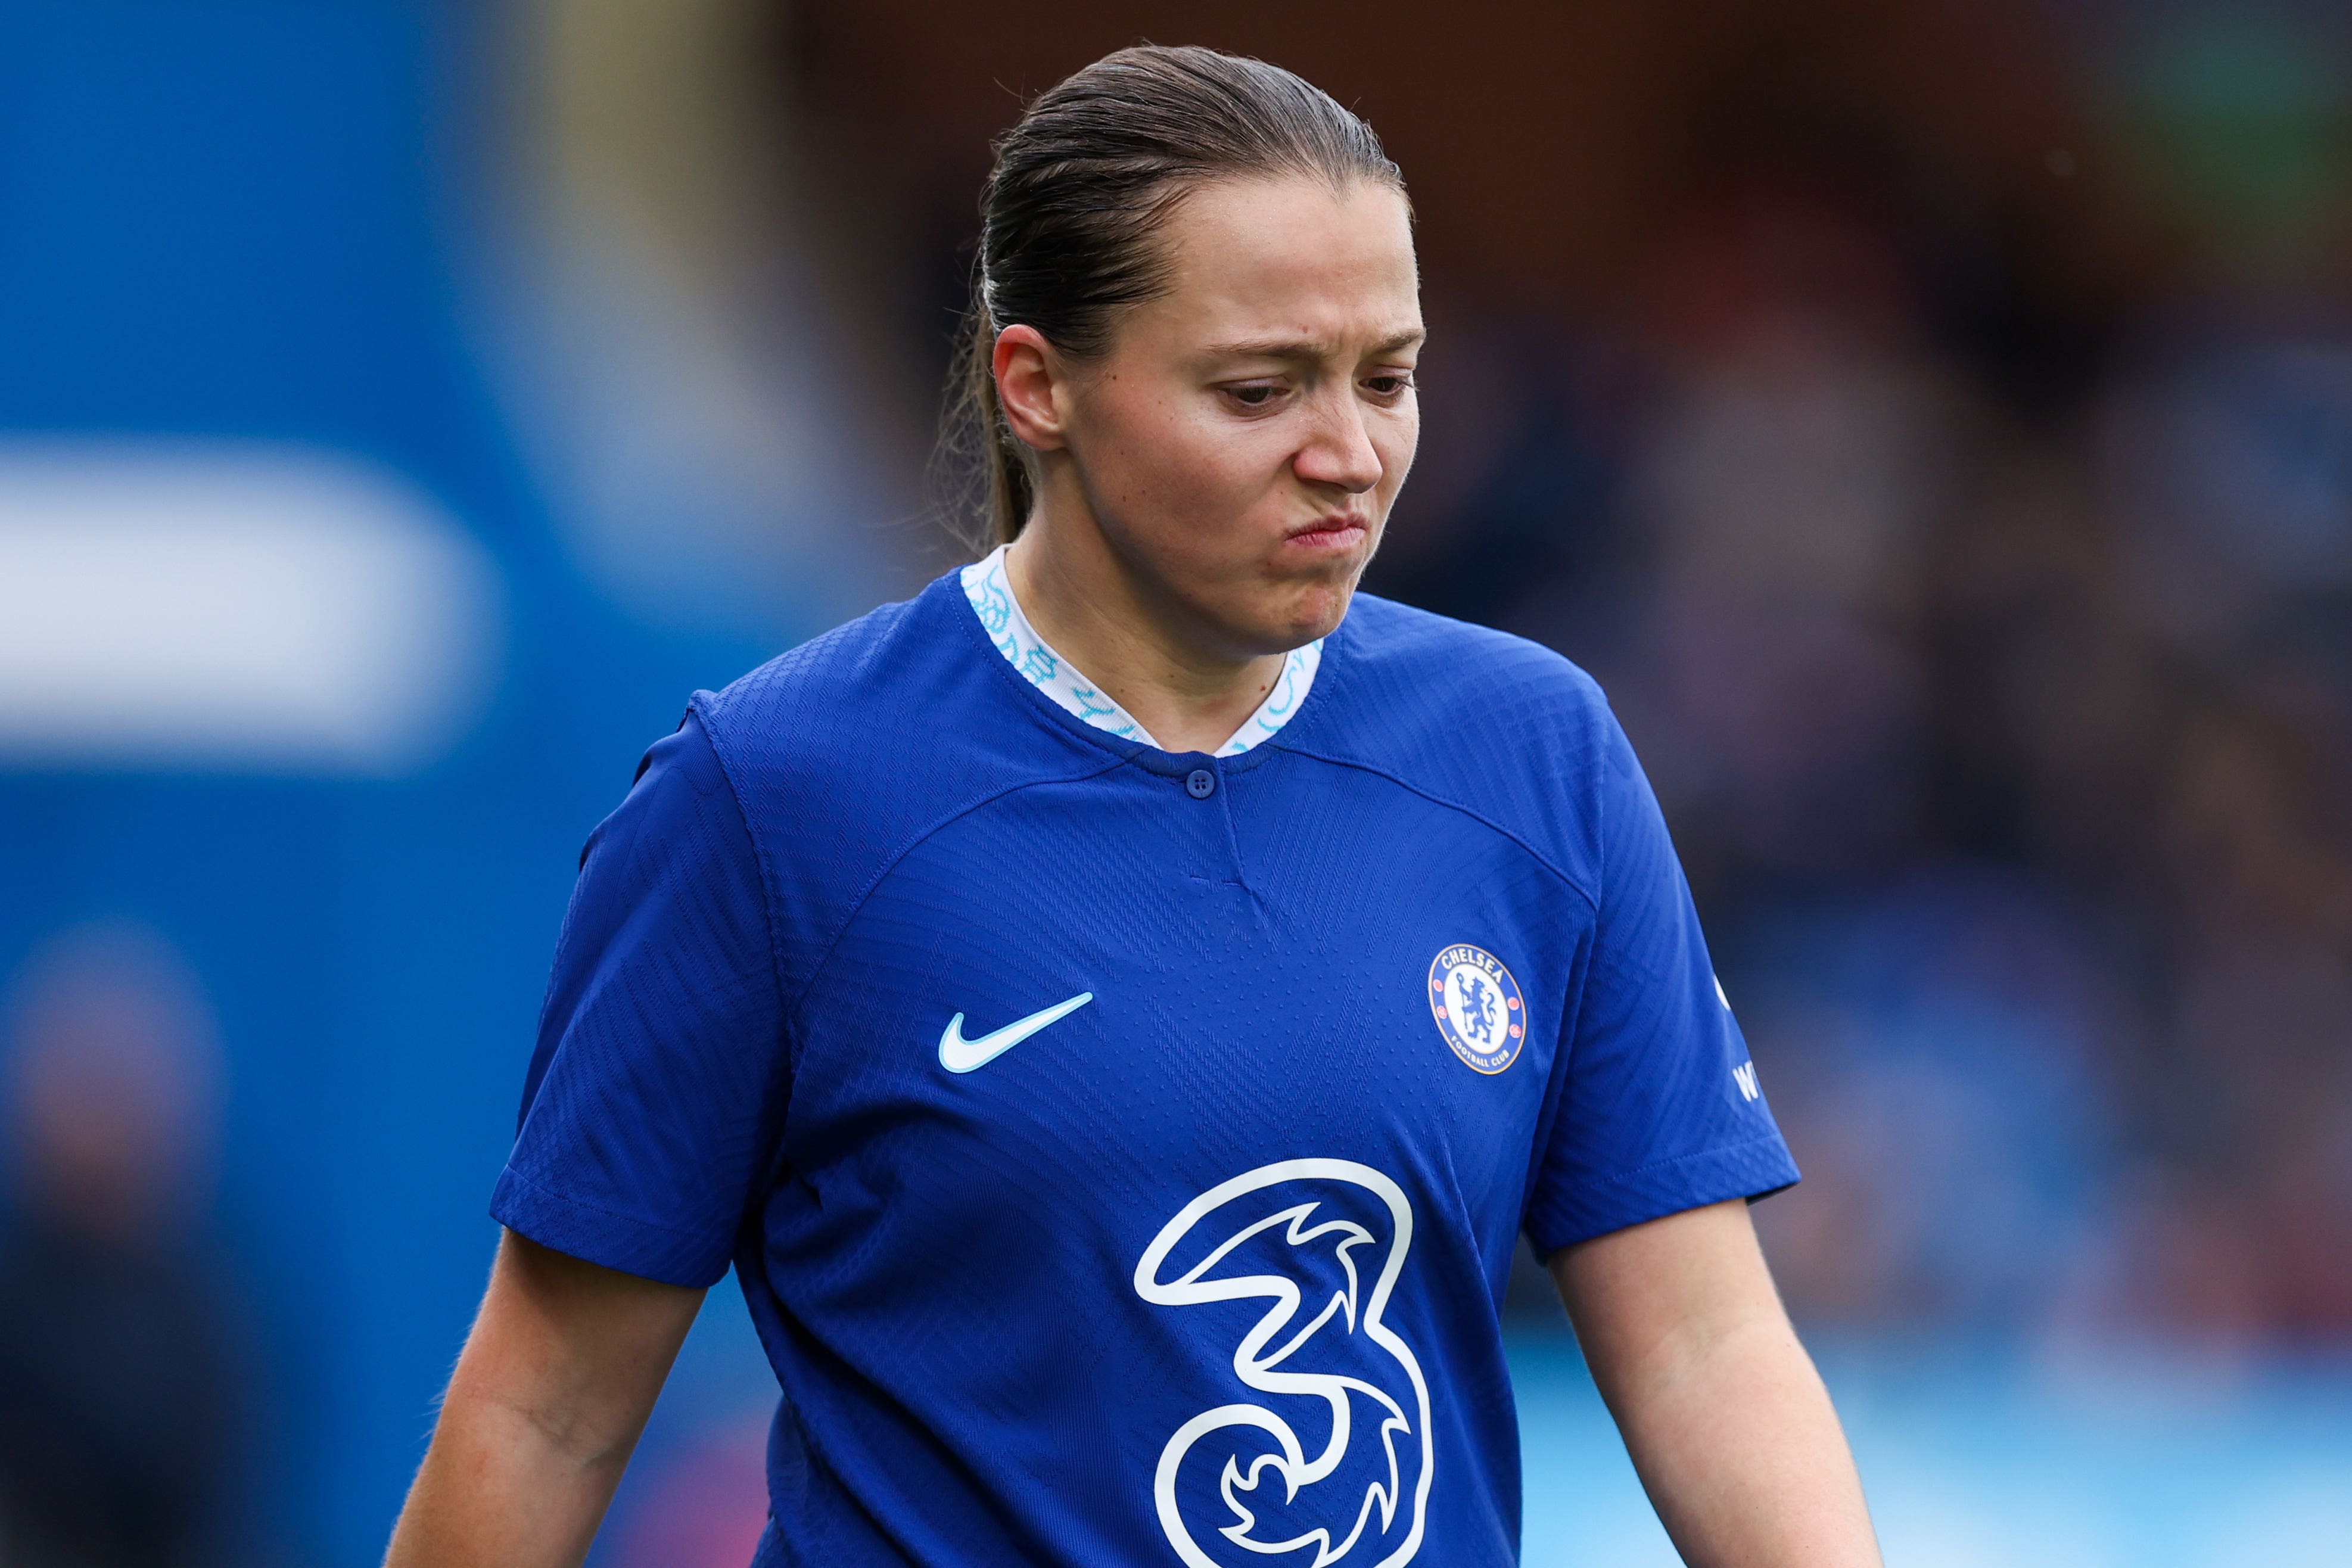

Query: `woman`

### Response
(387, 45, 1880, 1568)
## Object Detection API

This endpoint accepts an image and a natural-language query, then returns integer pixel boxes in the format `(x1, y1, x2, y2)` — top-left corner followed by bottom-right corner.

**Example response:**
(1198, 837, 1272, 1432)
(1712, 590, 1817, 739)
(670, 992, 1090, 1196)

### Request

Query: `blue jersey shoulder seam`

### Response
(1268, 741, 1603, 913)
(682, 695, 795, 1044)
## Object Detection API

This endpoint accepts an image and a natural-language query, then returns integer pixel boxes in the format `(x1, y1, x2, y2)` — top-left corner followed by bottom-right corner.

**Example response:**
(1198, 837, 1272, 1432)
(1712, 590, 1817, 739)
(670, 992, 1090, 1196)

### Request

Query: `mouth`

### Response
(1284, 512, 1372, 551)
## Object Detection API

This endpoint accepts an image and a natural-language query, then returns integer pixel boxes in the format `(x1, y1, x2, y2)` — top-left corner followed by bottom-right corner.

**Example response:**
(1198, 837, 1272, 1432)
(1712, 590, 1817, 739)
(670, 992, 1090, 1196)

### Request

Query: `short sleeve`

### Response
(490, 708, 789, 1288)
(1524, 710, 1800, 1255)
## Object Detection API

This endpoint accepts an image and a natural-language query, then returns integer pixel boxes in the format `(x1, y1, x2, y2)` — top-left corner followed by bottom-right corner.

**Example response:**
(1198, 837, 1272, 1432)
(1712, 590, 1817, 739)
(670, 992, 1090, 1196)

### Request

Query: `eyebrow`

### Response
(1202, 327, 1426, 362)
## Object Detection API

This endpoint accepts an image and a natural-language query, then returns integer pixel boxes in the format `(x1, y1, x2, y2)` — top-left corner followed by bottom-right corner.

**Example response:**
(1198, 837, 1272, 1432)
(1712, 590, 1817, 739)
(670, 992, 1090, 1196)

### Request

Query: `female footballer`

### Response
(386, 45, 1880, 1568)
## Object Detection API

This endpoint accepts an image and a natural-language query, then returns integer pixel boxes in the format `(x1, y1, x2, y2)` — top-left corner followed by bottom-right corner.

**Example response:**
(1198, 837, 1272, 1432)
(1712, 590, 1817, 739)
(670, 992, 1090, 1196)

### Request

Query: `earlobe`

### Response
(993, 325, 1068, 453)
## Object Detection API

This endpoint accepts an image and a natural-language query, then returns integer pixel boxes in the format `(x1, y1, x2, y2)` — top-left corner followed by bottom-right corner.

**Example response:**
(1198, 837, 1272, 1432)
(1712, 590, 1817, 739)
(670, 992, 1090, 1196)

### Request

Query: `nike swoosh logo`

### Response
(938, 991, 1094, 1074)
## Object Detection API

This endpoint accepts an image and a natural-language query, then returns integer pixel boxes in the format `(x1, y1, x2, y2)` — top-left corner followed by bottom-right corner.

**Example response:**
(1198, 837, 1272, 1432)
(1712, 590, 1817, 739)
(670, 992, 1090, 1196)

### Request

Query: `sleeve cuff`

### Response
(490, 1165, 735, 1289)
(1525, 1133, 1802, 1258)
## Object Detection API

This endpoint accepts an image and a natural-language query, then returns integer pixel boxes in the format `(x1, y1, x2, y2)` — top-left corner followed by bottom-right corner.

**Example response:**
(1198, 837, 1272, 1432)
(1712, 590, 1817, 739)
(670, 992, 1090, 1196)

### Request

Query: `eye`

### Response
(1221, 381, 1286, 409)
(1363, 372, 1416, 400)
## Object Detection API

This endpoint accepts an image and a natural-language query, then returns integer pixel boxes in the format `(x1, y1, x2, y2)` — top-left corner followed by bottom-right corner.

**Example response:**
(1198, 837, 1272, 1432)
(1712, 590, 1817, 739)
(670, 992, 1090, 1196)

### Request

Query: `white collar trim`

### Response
(960, 544, 1321, 757)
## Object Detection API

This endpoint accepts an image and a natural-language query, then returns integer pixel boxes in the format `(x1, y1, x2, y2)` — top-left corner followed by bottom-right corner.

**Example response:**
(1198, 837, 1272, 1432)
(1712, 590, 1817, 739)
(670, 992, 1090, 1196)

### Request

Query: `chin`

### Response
(1262, 577, 1357, 649)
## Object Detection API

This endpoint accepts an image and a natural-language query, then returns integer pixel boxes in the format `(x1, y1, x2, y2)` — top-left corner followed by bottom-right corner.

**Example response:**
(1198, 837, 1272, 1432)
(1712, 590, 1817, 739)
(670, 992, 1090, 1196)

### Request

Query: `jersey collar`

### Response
(959, 545, 1321, 758)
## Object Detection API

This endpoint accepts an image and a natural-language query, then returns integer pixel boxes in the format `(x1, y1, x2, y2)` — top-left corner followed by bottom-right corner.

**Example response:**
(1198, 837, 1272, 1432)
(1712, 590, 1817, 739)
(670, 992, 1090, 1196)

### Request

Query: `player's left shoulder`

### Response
(1277, 593, 1623, 894)
(1305, 591, 1615, 756)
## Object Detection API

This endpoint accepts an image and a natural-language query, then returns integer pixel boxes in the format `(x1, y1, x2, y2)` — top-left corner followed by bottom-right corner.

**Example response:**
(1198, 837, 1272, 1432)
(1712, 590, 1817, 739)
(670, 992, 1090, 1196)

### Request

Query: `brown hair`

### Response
(939, 45, 1405, 549)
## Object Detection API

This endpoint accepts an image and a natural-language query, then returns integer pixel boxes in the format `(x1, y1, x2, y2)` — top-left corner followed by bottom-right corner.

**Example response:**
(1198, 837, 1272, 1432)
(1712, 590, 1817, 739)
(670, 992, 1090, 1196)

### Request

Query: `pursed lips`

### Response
(1285, 512, 1371, 544)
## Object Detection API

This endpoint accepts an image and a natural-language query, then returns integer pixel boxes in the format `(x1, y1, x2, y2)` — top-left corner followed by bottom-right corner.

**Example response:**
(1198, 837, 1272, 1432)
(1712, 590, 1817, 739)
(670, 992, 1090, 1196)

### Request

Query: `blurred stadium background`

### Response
(2, 2, 2350, 1563)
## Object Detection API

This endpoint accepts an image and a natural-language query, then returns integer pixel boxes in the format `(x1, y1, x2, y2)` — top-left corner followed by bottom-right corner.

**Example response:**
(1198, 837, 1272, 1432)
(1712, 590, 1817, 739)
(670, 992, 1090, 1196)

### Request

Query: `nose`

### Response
(1291, 388, 1383, 495)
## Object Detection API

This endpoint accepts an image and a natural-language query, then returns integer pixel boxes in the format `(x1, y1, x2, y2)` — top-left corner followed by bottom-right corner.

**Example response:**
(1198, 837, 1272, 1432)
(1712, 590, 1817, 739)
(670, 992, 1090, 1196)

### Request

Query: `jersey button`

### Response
(1184, 767, 1217, 799)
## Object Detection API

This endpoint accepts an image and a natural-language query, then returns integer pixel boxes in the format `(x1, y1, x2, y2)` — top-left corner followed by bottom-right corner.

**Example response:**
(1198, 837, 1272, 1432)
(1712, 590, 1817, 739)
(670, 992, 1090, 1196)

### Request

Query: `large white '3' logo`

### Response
(1133, 1159, 1434, 1567)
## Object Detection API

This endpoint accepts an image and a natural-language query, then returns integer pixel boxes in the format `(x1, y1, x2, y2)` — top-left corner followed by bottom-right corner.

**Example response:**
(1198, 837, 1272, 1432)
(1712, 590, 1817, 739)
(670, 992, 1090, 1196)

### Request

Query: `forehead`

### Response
(1137, 175, 1420, 349)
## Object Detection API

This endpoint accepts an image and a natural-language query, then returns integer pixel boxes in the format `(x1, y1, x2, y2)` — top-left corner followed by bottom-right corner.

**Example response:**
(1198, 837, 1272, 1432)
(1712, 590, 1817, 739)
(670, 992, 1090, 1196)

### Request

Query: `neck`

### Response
(1004, 512, 1290, 757)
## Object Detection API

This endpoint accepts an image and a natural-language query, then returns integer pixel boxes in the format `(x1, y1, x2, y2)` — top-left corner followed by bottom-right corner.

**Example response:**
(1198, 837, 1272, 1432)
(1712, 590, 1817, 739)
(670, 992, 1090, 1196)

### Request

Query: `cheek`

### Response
(1087, 389, 1282, 523)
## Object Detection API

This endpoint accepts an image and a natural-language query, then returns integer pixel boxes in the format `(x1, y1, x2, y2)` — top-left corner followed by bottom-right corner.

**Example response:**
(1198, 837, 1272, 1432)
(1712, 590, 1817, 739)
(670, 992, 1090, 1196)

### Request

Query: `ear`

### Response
(993, 324, 1071, 453)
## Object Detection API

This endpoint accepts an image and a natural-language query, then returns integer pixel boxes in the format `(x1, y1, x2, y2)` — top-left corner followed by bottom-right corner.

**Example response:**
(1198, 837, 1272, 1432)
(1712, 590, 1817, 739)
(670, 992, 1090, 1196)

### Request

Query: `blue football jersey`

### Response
(493, 571, 1798, 1568)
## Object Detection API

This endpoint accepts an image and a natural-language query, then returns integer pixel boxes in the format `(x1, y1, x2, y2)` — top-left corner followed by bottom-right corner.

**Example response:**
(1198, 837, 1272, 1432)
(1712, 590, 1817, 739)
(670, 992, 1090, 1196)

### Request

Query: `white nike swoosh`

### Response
(937, 991, 1094, 1074)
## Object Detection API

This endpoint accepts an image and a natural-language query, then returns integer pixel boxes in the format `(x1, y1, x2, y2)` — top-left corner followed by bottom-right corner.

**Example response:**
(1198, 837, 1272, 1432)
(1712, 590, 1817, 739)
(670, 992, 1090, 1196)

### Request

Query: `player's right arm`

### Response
(382, 1229, 704, 1568)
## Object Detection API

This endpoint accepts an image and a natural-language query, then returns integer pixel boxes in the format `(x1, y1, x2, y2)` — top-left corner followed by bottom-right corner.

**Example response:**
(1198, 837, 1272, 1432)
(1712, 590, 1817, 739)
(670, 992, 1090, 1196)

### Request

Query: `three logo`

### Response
(1135, 1159, 1434, 1568)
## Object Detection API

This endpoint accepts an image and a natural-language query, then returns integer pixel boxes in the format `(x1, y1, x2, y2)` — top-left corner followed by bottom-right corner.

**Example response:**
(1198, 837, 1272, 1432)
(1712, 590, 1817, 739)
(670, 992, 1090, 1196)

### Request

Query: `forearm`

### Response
(1600, 1310, 1878, 1568)
(382, 1232, 702, 1568)
(1551, 1201, 1878, 1568)
(382, 1383, 634, 1568)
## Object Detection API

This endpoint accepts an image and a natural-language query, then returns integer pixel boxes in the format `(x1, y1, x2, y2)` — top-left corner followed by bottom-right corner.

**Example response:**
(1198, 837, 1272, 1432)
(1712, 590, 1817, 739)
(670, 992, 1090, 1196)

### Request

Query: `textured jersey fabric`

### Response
(959, 543, 1321, 755)
(493, 570, 1799, 1568)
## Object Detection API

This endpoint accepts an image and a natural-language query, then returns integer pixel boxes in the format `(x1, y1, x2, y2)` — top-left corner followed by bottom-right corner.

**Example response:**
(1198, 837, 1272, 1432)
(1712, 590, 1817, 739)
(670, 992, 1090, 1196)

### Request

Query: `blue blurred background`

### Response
(0, 2, 2347, 1564)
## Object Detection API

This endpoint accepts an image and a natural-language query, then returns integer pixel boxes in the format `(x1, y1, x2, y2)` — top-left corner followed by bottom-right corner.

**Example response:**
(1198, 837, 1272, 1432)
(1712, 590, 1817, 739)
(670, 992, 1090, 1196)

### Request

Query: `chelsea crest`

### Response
(1427, 944, 1526, 1074)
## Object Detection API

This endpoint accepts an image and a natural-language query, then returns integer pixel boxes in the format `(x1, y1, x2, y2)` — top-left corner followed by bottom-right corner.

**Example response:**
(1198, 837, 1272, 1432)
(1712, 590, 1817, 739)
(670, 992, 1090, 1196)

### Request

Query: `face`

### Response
(1004, 175, 1423, 657)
